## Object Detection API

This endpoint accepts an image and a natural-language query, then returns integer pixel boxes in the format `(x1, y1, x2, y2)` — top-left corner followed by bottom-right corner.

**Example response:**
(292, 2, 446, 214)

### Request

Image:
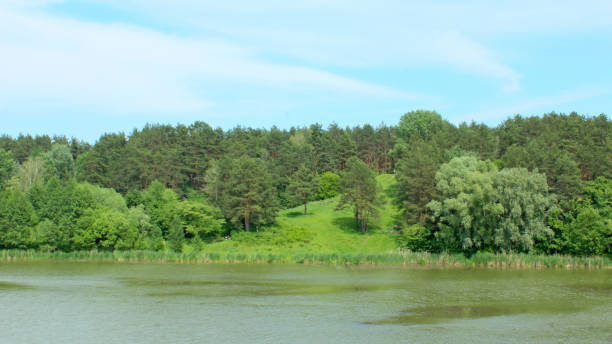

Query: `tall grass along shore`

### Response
(1, 249, 609, 270)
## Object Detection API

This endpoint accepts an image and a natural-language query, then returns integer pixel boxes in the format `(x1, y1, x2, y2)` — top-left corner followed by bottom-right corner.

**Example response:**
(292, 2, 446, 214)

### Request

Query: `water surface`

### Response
(1, 262, 610, 343)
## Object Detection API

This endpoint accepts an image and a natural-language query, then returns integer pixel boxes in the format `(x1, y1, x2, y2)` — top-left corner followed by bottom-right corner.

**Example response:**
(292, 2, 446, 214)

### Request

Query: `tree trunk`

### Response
(304, 201, 307, 215)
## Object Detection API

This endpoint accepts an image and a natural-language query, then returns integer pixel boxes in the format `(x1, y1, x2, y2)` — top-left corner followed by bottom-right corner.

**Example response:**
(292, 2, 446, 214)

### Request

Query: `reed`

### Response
(0, 249, 609, 269)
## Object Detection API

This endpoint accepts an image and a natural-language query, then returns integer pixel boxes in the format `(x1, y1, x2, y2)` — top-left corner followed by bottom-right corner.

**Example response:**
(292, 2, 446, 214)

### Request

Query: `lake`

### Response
(1, 262, 610, 343)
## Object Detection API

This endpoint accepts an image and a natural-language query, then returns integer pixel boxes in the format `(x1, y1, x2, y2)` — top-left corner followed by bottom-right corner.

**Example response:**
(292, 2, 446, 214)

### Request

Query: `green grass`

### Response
(201, 174, 400, 255)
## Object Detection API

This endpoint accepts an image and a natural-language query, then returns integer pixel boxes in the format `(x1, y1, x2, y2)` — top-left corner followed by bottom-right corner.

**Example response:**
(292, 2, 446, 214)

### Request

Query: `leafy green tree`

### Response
(43, 145, 75, 180)
(73, 207, 137, 249)
(166, 218, 184, 252)
(174, 200, 225, 240)
(317, 171, 340, 199)
(584, 177, 612, 218)
(28, 178, 94, 250)
(428, 156, 501, 252)
(10, 156, 46, 192)
(223, 156, 279, 231)
(396, 110, 444, 142)
(428, 156, 555, 253)
(78, 182, 128, 213)
(203, 159, 230, 204)
(142, 181, 180, 234)
(492, 168, 555, 251)
(0, 149, 15, 189)
(0, 188, 38, 248)
(32, 219, 61, 250)
(287, 165, 319, 214)
(397, 224, 433, 251)
(126, 205, 162, 250)
(142, 180, 225, 244)
(565, 206, 610, 256)
(545, 177, 612, 255)
(337, 157, 381, 233)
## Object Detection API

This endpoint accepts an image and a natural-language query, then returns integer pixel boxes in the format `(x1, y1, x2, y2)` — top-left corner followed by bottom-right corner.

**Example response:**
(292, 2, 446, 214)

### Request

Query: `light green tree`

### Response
(492, 168, 555, 251)
(317, 171, 340, 199)
(0, 149, 15, 190)
(428, 156, 555, 253)
(9, 156, 46, 192)
(0, 189, 37, 248)
(396, 110, 444, 142)
(44, 145, 75, 180)
(73, 207, 137, 249)
(428, 155, 501, 251)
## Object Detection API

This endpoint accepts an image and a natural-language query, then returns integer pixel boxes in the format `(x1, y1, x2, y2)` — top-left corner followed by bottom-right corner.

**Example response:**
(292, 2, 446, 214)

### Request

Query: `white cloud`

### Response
(0, 4, 422, 118)
(82, 0, 611, 92)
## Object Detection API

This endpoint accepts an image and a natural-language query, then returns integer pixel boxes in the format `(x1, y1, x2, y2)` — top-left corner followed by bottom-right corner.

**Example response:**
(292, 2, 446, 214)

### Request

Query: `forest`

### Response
(0, 111, 610, 257)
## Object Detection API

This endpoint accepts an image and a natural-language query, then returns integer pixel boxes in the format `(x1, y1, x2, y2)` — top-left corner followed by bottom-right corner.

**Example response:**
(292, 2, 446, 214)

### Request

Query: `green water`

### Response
(0, 263, 610, 343)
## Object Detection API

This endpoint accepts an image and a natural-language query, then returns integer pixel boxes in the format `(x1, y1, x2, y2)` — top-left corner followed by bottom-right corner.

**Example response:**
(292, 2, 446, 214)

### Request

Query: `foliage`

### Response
(9, 156, 46, 192)
(394, 140, 440, 224)
(222, 156, 279, 231)
(397, 224, 433, 251)
(317, 171, 340, 199)
(0, 112, 610, 256)
(0, 189, 37, 248)
(287, 165, 318, 214)
(565, 206, 610, 256)
(73, 207, 137, 250)
(126, 205, 162, 250)
(43, 145, 75, 180)
(0, 149, 15, 189)
(544, 177, 611, 256)
(428, 156, 555, 253)
(174, 200, 225, 239)
(396, 110, 444, 142)
(337, 157, 381, 233)
(492, 168, 555, 251)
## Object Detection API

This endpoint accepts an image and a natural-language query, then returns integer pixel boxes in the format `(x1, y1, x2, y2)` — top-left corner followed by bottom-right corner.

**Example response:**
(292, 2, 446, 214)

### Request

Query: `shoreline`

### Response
(1, 249, 609, 270)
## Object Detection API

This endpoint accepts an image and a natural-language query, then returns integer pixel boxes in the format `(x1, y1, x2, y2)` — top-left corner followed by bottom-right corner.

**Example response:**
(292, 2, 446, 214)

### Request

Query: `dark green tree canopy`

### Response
(223, 156, 279, 231)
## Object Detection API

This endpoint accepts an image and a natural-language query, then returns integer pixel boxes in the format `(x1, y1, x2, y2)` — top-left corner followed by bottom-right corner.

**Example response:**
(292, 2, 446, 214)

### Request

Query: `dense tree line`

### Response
(0, 111, 610, 255)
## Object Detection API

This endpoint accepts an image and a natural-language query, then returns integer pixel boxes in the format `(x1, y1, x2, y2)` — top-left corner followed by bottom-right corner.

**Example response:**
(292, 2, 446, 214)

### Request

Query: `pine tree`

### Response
(224, 156, 279, 231)
(287, 165, 318, 215)
(394, 140, 440, 224)
(336, 157, 381, 233)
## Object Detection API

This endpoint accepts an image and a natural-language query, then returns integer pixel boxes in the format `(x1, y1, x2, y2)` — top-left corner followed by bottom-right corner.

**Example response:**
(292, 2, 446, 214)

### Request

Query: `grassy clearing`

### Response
(202, 174, 400, 255)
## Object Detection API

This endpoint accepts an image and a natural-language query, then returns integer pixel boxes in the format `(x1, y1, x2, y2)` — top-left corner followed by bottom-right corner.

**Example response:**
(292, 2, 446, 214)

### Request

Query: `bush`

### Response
(317, 172, 340, 199)
(397, 224, 432, 251)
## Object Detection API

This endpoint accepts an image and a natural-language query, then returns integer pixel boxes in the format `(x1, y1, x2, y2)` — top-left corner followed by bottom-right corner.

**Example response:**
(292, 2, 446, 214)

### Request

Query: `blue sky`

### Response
(1, 1, 611, 142)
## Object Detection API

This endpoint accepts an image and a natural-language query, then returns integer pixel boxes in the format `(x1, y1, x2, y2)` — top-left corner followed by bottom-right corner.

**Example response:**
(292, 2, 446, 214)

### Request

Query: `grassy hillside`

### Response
(200, 174, 401, 255)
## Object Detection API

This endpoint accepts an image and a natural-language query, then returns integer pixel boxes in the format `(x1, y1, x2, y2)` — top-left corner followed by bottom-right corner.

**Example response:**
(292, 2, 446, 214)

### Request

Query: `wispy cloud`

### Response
(460, 88, 611, 124)
(0, 3, 423, 118)
(81, 0, 611, 92)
